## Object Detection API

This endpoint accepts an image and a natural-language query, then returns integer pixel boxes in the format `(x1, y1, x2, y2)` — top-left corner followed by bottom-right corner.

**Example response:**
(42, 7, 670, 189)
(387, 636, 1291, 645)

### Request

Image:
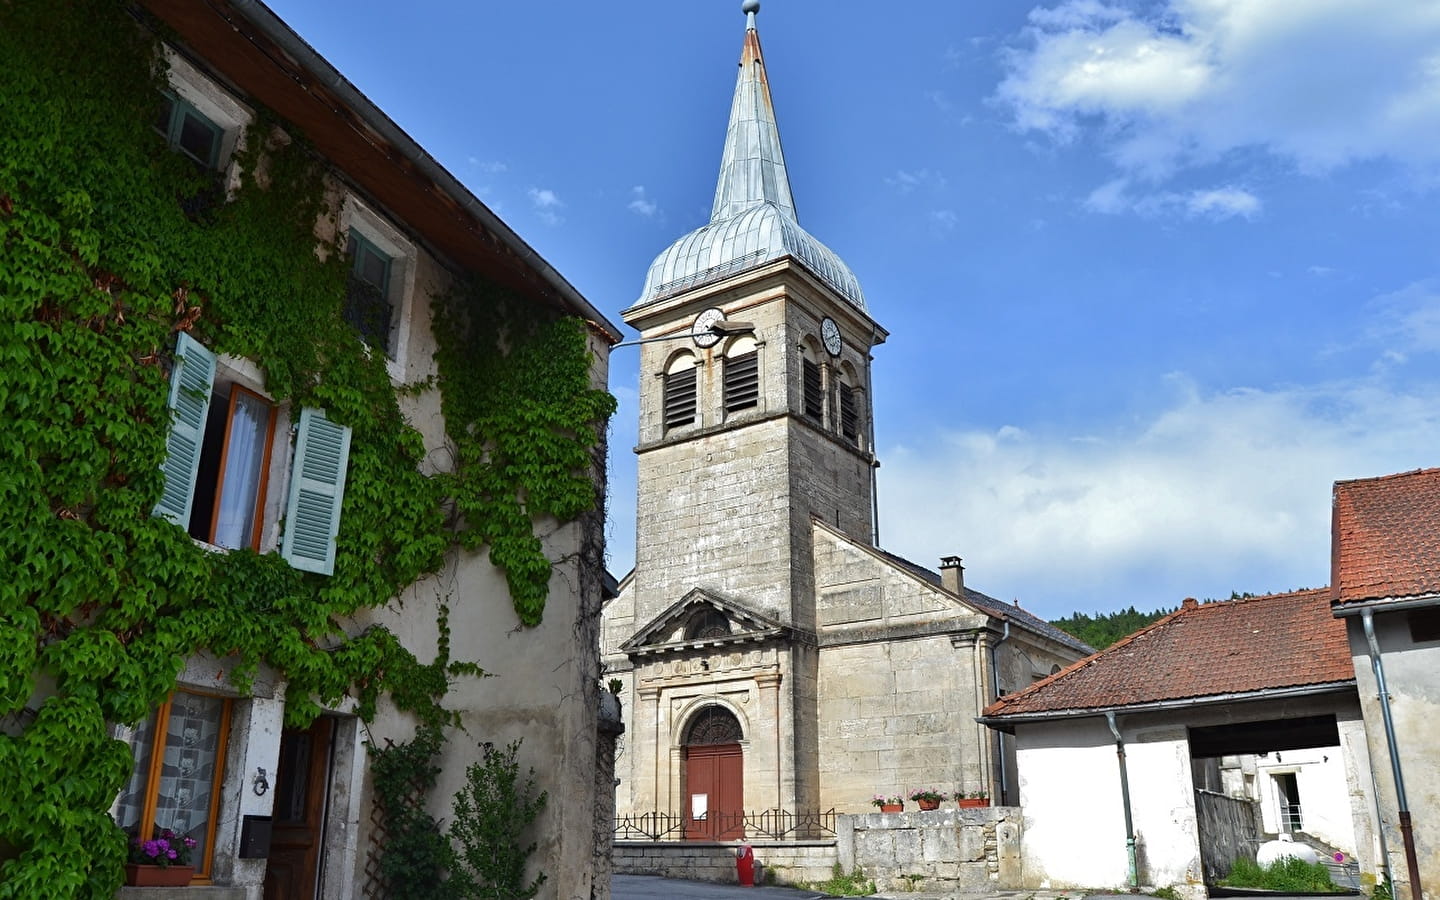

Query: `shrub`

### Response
(448, 740, 548, 900)
(1223, 855, 1340, 893)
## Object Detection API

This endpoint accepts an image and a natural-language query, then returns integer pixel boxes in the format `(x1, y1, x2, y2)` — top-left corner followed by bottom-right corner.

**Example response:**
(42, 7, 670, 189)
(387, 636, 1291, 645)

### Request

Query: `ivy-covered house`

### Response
(0, 1, 620, 898)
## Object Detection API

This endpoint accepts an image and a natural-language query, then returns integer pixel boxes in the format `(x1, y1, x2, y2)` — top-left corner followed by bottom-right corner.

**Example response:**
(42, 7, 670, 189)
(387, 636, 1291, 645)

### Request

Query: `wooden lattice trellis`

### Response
(360, 765, 432, 899)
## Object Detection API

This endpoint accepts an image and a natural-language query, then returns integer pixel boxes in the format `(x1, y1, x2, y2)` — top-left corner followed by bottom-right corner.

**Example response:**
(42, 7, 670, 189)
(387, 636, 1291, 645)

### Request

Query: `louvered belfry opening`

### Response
(723, 350, 759, 412)
(802, 359, 823, 423)
(839, 383, 857, 443)
(663, 366, 697, 430)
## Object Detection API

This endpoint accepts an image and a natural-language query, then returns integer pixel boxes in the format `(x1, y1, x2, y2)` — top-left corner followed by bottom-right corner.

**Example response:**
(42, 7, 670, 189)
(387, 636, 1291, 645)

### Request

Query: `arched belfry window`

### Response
(837, 364, 859, 445)
(684, 706, 743, 746)
(801, 347, 823, 424)
(685, 608, 731, 640)
(663, 352, 697, 431)
(722, 336, 759, 413)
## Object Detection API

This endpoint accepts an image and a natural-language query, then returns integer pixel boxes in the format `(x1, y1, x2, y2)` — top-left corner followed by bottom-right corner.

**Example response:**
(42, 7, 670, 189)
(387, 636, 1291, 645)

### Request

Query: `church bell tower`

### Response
(623, 0, 888, 634)
(608, 0, 888, 821)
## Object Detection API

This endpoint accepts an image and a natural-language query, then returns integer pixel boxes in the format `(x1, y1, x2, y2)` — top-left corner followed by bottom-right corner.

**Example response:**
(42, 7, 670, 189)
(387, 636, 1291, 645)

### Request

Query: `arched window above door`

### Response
(684, 706, 743, 746)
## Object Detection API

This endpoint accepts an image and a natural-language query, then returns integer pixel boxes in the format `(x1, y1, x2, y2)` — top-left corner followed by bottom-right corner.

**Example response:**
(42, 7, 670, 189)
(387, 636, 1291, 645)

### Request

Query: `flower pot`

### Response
(958, 798, 990, 809)
(916, 798, 941, 811)
(124, 864, 195, 887)
(879, 803, 903, 813)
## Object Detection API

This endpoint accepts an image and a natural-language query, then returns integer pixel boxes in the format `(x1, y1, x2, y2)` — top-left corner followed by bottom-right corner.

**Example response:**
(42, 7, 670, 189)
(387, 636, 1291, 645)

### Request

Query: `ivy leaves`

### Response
(1, 0, 613, 894)
(434, 285, 616, 625)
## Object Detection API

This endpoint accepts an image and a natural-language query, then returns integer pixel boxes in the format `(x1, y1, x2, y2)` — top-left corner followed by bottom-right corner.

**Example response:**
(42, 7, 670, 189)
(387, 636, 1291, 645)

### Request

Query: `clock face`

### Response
(692, 308, 726, 348)
(821, 317, 842, 356)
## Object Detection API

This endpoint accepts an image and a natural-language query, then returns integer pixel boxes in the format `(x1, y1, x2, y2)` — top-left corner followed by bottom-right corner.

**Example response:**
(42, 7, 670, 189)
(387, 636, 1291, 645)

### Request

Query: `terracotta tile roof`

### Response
(1332, 468, 1440, 606)
(983, 589, 1353, 719)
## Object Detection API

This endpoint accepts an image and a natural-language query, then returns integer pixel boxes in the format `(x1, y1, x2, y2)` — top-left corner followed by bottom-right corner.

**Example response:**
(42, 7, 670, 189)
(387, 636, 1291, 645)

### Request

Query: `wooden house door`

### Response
(263, 716, 333, 900)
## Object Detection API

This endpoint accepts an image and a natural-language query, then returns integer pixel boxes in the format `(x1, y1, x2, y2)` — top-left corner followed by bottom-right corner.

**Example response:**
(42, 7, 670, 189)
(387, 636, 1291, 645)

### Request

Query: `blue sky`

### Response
(266, 0, 1440, 620)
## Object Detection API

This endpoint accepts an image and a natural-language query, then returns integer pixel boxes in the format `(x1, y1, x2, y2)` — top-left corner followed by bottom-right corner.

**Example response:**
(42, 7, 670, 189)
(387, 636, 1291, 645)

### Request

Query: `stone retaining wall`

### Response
(844, 806, 1022, 892)
(613, 840, 837, 885)
(612, 806, 1022, 890)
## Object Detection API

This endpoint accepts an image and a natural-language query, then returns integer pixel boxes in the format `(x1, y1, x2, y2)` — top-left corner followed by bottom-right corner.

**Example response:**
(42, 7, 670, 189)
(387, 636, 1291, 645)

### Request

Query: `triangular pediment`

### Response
(619, 588, 788, 656)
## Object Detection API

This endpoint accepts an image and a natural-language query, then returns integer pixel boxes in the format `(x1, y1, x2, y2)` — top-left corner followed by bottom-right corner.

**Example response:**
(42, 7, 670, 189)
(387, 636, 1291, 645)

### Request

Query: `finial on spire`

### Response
(742, 0, 760, 14)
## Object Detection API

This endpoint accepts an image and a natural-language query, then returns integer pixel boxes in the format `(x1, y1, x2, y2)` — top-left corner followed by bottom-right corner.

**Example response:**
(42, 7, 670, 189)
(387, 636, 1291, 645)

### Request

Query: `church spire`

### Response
(711, 0, 797, 223)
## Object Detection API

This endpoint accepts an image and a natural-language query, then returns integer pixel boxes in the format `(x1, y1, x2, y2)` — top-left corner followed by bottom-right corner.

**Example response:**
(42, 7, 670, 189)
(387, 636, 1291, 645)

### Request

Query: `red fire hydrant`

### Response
(736, 842, 755, 887)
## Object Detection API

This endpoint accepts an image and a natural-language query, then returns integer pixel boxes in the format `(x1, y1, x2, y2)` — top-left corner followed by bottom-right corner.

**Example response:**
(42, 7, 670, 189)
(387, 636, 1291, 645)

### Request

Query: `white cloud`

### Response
(528, 187, 564, 226)
(467, 158, 507, 174)
(627, 185, 658, 218)
(930, 209, 960, 230)
(1185, 186, 1260, 219)
(886, 169, 950, 193)
(1083, 178, 1260, 219)
(997, 0, 1440, 179)
(1367, 280, 1440, 356)
(878, 373, 1440, 619)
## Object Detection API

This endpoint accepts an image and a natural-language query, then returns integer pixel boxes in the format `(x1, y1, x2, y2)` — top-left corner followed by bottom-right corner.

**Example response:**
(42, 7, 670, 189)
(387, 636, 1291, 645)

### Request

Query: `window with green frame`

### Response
(154, 92, 222, 169)
(343, 229, 395, 353)
(114, 690, 232, 881)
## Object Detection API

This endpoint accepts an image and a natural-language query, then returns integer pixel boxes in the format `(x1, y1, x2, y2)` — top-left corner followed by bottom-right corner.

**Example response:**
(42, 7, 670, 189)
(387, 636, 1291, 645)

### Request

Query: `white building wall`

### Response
(1346, 611, 1440, 900)
(1013, 695, 1380, 900)
(1254, 745, 1357, 853)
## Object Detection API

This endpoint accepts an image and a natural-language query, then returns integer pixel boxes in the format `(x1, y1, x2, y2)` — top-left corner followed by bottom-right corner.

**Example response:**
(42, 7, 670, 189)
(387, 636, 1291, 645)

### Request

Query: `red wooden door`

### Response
(684, 743, 743, 840)
(263, 717, 333, 900)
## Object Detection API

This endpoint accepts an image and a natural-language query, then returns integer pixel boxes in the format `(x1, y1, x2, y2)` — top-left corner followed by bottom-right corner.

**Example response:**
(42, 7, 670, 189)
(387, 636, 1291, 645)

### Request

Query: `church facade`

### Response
(601, 1, 1089, 833)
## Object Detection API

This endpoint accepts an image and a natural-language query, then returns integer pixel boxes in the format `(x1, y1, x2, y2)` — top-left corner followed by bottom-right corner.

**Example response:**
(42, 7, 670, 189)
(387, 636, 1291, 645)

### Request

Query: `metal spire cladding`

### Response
(633, 0, 867, 313)
(711, 0, 797, 223)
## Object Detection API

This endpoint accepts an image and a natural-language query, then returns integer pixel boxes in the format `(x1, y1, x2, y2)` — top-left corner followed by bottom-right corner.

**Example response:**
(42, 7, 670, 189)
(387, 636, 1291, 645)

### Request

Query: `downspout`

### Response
(989, 621, 1011, 804)
(1106, 711, 1139, 891)
(1361, 609, 1425, 900)
(865, 340, 879, 546)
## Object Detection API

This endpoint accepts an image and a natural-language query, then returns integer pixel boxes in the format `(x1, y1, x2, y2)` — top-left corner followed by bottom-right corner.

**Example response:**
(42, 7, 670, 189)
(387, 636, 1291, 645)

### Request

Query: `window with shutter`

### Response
(839, 383, 858, 444)
(802, 359, 823, 423)
(155, 332, 217, 527)
(280, 408, 352, 576)
(723, 350, 758, 413)
(663, 361, 698, 431)
(154, 334, 280, 550)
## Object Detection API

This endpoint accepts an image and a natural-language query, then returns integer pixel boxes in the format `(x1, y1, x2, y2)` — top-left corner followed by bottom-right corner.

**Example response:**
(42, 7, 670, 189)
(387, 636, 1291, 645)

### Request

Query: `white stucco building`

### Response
(981, 590, 1380, 900)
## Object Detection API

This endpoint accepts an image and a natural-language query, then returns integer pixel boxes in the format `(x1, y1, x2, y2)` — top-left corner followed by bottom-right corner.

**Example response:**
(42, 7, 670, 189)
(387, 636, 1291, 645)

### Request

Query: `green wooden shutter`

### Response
(153, 332, 216, 526)
(280, 407, 351, 575)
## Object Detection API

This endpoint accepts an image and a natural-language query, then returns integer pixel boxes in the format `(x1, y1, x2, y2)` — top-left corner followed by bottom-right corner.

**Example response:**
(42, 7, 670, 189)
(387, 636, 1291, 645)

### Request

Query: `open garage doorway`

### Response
(1189, 714, 1361, 891)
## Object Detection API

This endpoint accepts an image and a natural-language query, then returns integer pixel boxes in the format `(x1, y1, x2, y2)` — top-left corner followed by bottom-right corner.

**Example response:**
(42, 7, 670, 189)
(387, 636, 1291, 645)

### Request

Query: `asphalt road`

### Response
(612, 874, 830, 899)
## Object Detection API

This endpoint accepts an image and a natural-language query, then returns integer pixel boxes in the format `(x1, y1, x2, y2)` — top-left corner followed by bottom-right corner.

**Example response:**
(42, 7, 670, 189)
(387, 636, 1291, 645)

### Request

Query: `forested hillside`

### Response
(1050, 605, 1174, 651)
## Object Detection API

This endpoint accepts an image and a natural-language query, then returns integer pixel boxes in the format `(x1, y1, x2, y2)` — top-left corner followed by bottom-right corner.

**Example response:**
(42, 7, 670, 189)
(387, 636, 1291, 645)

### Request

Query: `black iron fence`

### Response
(614, 808, 837, 842)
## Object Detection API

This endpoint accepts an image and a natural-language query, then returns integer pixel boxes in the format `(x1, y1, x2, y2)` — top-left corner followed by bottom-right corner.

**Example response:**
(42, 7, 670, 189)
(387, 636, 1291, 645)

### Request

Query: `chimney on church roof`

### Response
(940, 556, 964, 596)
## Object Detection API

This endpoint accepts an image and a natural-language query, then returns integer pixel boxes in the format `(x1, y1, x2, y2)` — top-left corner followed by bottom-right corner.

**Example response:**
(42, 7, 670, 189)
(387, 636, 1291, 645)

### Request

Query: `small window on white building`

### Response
(1274, 772, 1303, 832)
(340, 196, 419, 375)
